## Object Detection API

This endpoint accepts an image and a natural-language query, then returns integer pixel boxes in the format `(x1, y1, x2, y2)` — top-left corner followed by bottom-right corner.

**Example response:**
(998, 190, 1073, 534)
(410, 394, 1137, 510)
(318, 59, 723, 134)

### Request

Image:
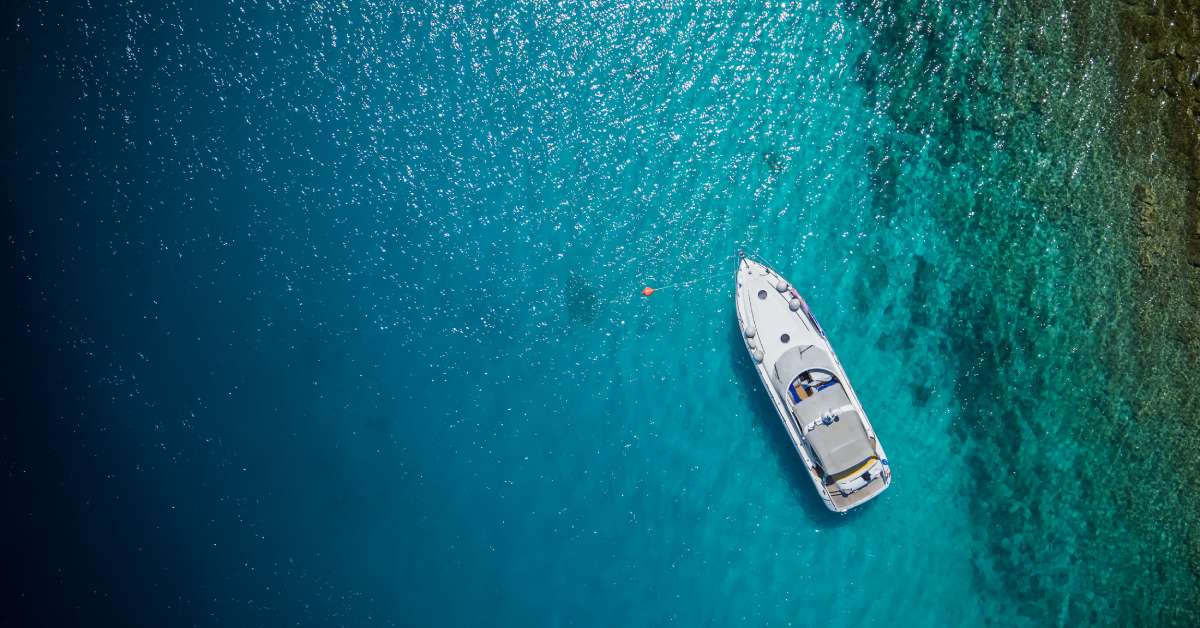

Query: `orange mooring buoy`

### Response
(641, 286, 655, 297)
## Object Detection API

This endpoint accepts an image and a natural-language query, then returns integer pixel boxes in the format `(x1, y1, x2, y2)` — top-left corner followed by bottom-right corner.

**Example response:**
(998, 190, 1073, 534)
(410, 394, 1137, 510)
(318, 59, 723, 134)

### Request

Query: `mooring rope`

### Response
(640, 270, 728, 296)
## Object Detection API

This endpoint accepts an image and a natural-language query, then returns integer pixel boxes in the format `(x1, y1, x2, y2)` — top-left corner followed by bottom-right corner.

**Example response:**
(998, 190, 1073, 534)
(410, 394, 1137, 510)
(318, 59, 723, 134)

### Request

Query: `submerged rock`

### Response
(761, 149, 788, 175)
(1119, 1, 1200, 273)
(1133, 182, 1158, 236)
(566, 272, 599, 323)
(1189, 203, 1200, 267)
(1132, 182, 1170, 271)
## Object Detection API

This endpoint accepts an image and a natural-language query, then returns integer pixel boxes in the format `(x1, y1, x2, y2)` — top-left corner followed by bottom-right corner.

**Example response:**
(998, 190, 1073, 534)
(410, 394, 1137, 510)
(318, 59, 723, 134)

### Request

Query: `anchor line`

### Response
(647, 270, 727, 291)
(640, 270, 728, 297)
(640, 252, 744, 297)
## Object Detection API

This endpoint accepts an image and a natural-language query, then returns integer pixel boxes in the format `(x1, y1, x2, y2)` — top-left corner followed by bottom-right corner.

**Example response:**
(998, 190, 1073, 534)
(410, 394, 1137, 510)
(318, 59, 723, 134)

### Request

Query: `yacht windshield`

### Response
(785, 369, 837, 404)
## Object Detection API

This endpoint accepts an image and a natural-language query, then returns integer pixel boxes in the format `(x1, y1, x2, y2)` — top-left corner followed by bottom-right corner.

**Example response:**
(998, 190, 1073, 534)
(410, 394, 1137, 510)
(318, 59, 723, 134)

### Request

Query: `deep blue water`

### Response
(3, 1, 1198, 626)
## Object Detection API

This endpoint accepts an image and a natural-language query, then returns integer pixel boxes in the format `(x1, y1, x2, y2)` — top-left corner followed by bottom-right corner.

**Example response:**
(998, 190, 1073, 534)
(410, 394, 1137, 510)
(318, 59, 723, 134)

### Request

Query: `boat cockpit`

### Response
(784, 368, 838, 405)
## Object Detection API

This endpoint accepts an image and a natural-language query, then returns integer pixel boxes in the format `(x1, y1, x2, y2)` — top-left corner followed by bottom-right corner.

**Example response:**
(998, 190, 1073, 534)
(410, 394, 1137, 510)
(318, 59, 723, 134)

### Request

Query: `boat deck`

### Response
(825, 476, 887, 509)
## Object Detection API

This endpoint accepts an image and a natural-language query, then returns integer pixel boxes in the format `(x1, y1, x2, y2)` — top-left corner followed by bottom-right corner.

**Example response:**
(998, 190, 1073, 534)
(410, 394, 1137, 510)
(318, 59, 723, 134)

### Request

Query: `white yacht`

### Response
(734, 254, 890, 511)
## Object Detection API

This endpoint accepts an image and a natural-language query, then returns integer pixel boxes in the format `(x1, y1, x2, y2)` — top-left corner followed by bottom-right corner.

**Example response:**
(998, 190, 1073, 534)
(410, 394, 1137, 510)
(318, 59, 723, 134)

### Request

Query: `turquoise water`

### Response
(3, 0, 1198, 625)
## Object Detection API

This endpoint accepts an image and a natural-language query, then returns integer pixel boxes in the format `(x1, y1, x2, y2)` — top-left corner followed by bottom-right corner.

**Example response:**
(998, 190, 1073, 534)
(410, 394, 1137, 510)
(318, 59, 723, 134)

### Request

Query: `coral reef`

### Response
(847, 0, 1200, 623)
(1117, 1, 1200, 614)
(1117, 0, 1200, 268)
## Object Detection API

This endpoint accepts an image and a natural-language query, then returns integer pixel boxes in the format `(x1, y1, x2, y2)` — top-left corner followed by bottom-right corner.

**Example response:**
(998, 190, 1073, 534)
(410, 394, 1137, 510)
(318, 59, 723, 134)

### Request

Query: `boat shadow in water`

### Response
(726, 325, 854, 526)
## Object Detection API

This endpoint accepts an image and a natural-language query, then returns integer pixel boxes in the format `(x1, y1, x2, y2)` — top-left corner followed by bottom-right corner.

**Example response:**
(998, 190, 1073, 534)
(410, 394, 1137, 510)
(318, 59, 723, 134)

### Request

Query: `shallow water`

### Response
(3, 0, 1197, 625)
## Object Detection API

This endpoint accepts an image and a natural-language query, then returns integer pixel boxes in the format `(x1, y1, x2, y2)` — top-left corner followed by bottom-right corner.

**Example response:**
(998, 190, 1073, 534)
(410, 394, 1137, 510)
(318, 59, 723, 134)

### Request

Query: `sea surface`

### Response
(3, 1, 1198, 626)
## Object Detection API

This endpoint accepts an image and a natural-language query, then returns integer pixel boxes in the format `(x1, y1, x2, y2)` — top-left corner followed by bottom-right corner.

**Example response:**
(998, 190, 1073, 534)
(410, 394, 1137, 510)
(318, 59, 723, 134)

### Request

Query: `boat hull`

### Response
(734, 256, 890, 512)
